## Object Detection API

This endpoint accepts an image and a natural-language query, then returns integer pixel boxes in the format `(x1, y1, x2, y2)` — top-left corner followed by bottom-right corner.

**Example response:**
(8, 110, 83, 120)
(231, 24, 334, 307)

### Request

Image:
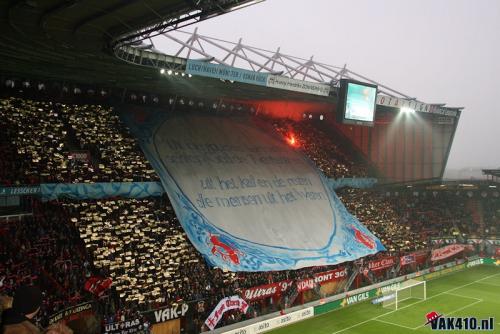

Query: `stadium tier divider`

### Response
(0, 178, 379, 199)
(327, 177, 378, 190)
(0, 182, 165, 200)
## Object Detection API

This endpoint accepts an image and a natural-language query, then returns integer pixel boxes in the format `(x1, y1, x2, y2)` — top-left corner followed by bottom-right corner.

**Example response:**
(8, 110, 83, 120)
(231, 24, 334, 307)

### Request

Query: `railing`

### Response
(113, 45, 186, 71)
(345, 264, 359, 291)
(0, 212, 33, 222)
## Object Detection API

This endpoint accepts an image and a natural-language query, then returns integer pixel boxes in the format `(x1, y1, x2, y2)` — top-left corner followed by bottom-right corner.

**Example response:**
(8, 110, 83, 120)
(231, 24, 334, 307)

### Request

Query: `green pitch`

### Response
(269, 265, 500, 333)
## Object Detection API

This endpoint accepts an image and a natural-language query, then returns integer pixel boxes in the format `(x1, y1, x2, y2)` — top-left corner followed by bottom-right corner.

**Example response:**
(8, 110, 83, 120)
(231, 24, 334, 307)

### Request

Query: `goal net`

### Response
(382, 279, 426, 310)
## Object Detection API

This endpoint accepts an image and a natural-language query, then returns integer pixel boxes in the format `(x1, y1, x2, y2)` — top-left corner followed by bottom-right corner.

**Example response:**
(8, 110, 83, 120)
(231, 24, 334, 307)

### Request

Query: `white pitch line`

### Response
(475, 281, 500, 287)
(412, 299, 483, 330)
(443, 299, 483, 315)
(374, 318, 416, 330)
(330, 272, 500, 334)
(444, 292, 482, 301)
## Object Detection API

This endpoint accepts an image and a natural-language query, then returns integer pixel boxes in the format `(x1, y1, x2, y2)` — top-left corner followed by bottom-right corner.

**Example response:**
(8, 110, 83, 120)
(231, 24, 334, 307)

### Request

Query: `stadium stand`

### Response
(1, 195, 351, 330)
(387, 191, 500, 240)
(0, 94, 497, 334)
(60, 104, 158, 182)
(481, 197, 500, 236)
(61, 196, 229, 306)
(272, 119, 368, 179)
(389, 192, 472, 239)
(0, 200, 88, 328)
(338, 189, 427, 253)
(1, 0, 497, 331)
(0, 97, 158, 185)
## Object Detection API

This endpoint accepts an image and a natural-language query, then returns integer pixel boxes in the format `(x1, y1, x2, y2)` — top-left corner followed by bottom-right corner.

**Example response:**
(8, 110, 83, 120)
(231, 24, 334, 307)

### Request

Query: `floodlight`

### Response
(401, 107, 415, 114)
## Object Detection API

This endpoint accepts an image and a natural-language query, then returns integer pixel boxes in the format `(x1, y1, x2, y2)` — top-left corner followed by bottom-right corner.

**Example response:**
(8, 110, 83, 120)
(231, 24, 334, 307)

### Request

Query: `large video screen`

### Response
(338, 79, 377, 126)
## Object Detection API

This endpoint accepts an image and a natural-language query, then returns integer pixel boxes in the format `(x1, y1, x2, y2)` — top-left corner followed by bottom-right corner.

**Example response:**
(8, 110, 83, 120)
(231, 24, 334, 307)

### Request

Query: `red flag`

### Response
(84, 276, 112, 297)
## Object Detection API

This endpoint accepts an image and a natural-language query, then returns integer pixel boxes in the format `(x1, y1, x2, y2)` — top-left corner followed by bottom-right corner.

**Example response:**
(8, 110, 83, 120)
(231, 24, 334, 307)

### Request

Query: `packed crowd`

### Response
(272, 119, 369, 179)
(1, 96, 495, 333)
(387, 191, 500, 239)
(388, 192, 473, 240)
(56, 196, 353, 329)
(272, 118, 436, 253)
(1, 188, 489, 332)
(338, 189, 427, 253)
(0, 195, 354, 332)
(481, 197, 500, 237)
(0, 97, 158, 185)
(60, 104, 157, 182)
(61, 196, 235, 310)
(0, 200, 89, 329)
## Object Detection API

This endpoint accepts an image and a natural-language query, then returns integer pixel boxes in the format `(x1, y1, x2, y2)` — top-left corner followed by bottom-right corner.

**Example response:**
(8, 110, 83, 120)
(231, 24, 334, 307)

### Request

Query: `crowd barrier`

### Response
(220, 308, 314, 334)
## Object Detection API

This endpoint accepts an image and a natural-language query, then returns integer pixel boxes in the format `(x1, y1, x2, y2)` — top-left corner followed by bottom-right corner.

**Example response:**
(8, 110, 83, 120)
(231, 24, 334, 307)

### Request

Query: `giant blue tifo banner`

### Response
(122, 111, 385, 271)
(40, 182, 164, 201)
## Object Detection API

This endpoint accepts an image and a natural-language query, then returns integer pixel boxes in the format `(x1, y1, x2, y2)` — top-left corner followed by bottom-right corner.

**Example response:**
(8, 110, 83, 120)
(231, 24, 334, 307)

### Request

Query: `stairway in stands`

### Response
(466, 198, 485, 235)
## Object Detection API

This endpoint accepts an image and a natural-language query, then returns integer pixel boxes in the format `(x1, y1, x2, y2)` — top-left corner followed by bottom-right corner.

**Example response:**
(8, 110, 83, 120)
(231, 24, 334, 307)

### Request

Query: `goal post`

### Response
(382, 279, 426, 310)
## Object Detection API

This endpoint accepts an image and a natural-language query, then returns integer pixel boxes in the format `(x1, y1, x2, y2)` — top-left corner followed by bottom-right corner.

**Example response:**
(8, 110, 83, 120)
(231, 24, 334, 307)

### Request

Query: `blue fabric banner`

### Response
(328, 178, 378, 190)
(122, 110, 385, 272)
(40, 182, 164, 201)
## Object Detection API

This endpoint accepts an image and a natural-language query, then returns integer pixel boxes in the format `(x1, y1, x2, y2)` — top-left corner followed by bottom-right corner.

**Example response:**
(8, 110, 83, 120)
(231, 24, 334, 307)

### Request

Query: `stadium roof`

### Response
(0, 2, 463, 184)
(483, 169, 500, 178)
(0, 0, 267, 95)
(0, 0, 463, 110)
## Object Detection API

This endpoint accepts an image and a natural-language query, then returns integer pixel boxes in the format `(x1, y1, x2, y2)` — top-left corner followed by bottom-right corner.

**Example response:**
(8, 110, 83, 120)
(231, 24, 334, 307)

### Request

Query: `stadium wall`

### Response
(327, 109, 458, 183)
(236, 98, 459, 183)
(215, 257, 496, 334)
